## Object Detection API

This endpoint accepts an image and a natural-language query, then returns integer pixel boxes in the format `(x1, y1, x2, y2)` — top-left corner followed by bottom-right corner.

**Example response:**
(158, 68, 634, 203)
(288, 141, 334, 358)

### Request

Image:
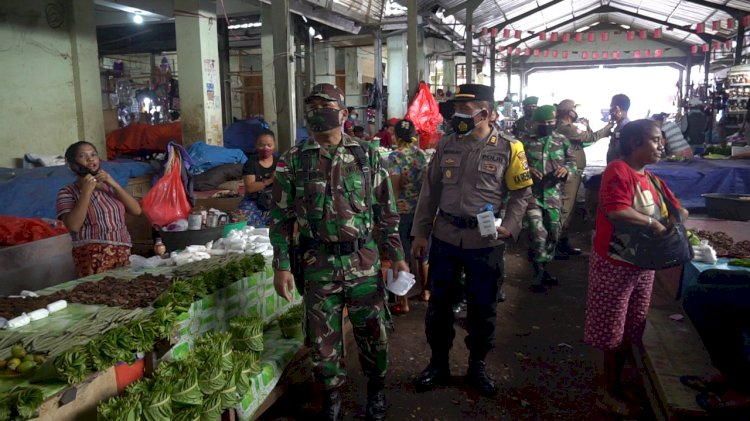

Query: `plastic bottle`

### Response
(154, 238, 166, 257)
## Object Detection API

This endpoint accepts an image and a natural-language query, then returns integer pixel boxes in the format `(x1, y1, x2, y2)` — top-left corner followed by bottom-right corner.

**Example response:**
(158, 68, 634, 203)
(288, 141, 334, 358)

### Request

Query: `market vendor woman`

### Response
(57, 141, 142, 277)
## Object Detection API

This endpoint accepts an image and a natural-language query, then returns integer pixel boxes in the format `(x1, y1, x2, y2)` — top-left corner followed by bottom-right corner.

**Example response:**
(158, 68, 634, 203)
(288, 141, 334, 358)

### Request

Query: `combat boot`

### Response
(322, 388, 342, 421)
(466, 359, 498, 397)
(530, 262, 546, 293)
(556, 237, 582, 258)
(365, 376, 386, 421)
(415, 357, 451, 392)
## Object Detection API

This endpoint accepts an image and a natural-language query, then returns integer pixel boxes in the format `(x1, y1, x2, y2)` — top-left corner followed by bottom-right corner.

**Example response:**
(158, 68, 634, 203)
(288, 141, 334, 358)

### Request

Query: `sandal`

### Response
(680, 374, 728, 393)
(696, 390, 750, 414)
(418, 291, 430, 302)
(390, 304, 409, 315)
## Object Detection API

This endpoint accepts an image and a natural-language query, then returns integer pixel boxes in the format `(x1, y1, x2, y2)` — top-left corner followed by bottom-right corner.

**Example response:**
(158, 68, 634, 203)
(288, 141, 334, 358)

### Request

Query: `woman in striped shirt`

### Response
(56, 141, 142, 277)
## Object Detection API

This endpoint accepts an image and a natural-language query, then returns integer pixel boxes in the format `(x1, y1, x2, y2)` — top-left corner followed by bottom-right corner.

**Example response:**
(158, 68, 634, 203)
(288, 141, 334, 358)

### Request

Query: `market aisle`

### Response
(258, 217, 649, 420)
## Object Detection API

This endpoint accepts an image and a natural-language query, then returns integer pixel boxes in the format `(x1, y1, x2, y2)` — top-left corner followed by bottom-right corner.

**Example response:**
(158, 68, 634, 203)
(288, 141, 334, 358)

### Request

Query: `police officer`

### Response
(522, 105, 577, 292)
(513, 96, 539, 139)
(269, 83, 408, 421)
(410, 84, 532, 397)
(555, 99, 613, 257)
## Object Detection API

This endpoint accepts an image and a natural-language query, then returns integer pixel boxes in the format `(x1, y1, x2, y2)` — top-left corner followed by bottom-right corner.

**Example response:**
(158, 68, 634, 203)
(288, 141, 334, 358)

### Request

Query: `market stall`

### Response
(0, 251, 303, 420)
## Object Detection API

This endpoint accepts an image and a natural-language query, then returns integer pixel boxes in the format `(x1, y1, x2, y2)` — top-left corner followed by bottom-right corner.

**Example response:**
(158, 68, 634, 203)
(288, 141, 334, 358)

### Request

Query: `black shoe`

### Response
(541, 271, 558, 286)
(415, 364, 450, 392)
(466, 359, 498, 397)
(365, 377, 386, 421)
(322, 388, 342, 421)
(557, 239, 582, 256)
(497, 288, 507, 303)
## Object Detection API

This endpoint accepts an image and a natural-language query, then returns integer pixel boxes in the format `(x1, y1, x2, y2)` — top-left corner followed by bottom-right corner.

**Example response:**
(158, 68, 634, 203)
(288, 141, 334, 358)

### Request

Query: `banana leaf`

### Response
(196, 332, 233, 372)
(197, 356, 225, 395)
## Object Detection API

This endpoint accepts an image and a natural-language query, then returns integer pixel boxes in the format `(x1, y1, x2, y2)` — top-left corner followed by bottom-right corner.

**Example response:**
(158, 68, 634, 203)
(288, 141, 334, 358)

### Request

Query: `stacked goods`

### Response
(97, 330, 262, 421)
(277, 305, 304, 339)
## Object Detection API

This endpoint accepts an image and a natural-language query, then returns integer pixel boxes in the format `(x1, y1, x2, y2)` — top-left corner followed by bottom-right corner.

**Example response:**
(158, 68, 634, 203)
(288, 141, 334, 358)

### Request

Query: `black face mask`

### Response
(536, 125, 555, 137)
(306, 108, 342, 132)
(70, 162, 98, 177)
(451, 111, 483, 135)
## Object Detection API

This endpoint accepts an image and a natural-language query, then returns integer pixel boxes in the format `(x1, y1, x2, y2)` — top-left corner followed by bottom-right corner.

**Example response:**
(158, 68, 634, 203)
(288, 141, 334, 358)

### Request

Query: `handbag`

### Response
(626, 175, 694, 270)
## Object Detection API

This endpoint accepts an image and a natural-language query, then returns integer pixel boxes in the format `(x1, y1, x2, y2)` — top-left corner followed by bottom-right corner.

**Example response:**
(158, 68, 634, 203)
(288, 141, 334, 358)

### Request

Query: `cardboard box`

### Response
(32, 367, 118, 421)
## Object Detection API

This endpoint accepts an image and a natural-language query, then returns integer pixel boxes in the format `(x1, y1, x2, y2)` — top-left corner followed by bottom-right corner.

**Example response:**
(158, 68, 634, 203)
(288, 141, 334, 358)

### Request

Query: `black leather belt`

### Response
(299, 234, 371, 255)
(439, 209, 501, 229)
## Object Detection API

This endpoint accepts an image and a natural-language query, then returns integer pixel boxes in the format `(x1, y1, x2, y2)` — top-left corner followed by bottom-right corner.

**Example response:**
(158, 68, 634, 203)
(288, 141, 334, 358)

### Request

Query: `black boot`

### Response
(542, 270, 558, 286)
(530, 262, 546, 293)
(466, 359, 498, 397)
(322, 388, 342, 421)
(414, 358, 451, 392)
(557, 238, 582, 257)
(365, 376, 386, 421)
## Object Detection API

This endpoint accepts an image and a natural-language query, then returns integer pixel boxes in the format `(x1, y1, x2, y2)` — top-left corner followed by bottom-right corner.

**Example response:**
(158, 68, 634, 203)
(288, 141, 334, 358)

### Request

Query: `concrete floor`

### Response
(257, 213, 652, 420)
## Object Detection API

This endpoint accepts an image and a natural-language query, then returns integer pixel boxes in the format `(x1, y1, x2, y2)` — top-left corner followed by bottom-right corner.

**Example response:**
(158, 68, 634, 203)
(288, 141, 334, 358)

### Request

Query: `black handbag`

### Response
(626, 176, 694, 270)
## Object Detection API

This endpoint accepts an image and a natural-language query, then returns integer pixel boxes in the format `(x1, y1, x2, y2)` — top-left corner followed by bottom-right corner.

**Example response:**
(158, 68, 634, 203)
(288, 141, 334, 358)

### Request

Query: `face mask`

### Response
(451, 111, 483, 135)
(569, 110, 579, 122)
(70, 162, 97, 177)
(536, 125, 555, 137)
(306, 108, 342, 132)
(257, 148, 274, 159)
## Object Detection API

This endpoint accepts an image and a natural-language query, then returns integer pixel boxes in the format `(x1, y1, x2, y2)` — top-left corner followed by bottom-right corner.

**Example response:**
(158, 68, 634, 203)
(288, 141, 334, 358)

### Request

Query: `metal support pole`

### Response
(704, 44, 710, 96)
(506, 57, 512, 97)
(407, 0, 419, 99)
(307, 27, 315, 91)
(490, 36, 496, 95)
(374, 28, 383, 131)
(217, 18, 232, 127)
(465, 11, 473, 83)
(735, 20, 745, 66)
(271, 0, 295, 151)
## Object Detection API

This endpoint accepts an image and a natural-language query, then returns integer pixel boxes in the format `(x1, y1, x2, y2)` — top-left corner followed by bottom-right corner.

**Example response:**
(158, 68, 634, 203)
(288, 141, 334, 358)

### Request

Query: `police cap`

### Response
(450, 84, 494, 104)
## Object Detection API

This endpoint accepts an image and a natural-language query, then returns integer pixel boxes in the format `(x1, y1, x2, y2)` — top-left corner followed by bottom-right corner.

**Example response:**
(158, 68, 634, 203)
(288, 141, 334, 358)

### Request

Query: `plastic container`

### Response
(702, 193, 750, 221)
(222, 221, 248, 237)
(160, 226, 223, 252)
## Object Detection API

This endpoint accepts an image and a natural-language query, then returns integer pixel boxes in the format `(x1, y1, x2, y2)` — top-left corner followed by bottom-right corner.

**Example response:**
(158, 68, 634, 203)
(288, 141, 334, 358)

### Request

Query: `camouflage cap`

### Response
(305, 83, 346, 107)
(556, 99, 578, 111)
(522, 96, 539, 106)
(532, 105, 557, 122)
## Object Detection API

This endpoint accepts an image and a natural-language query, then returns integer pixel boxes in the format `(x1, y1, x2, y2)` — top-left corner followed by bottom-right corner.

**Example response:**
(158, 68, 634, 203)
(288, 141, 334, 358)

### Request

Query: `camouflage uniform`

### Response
(269, 135, 404, 390)
(555, 121, 612, 231)
(513, 115, 535, 140)
(521, 131, 577, 264)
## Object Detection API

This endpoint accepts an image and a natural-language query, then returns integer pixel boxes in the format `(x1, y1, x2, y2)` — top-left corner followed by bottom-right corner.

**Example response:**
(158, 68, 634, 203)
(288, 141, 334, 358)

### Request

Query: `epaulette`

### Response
(499, 132, 520, 143)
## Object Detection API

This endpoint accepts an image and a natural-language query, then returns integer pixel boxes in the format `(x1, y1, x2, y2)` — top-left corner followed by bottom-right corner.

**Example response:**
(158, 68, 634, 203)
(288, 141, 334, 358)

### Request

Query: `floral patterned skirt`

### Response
(239, 197, 271, 228)
(72, 243, 131, 277)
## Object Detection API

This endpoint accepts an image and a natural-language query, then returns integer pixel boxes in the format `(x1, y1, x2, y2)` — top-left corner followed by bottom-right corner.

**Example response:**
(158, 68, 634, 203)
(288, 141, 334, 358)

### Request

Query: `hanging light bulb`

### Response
(133, 14, 143, 24)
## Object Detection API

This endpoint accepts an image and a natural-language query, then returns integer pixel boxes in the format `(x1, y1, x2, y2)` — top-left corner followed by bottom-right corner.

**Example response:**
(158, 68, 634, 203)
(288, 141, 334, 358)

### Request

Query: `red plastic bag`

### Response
(405, 82, 444, 149)
(142, 149, 191, 228)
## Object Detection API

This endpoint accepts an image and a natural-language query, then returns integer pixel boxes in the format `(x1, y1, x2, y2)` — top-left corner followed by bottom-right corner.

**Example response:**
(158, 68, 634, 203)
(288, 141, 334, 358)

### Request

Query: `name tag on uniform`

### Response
(482, 163, 497, 173)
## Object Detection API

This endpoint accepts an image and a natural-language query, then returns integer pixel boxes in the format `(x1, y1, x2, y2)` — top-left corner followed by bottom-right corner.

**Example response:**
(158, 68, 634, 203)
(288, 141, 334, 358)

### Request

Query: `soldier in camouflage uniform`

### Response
(269, 83, 408, 421)
(513, 96, 538, 139)
(521, 105, 577, 292)
(555, 99, 613, 257)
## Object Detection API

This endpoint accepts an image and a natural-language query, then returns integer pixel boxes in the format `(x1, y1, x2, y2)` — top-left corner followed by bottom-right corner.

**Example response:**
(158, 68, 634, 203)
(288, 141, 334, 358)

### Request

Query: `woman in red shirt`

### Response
(584, 119, 689, 416)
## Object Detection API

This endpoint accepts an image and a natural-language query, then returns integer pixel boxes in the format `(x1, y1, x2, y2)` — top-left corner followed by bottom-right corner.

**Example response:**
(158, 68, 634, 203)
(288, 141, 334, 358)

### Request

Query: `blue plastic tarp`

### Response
(584, 158, 750, 209)
(187, 142, 248, 175)
(0, 160, 154, 219)
(222, 118, 270, 154)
